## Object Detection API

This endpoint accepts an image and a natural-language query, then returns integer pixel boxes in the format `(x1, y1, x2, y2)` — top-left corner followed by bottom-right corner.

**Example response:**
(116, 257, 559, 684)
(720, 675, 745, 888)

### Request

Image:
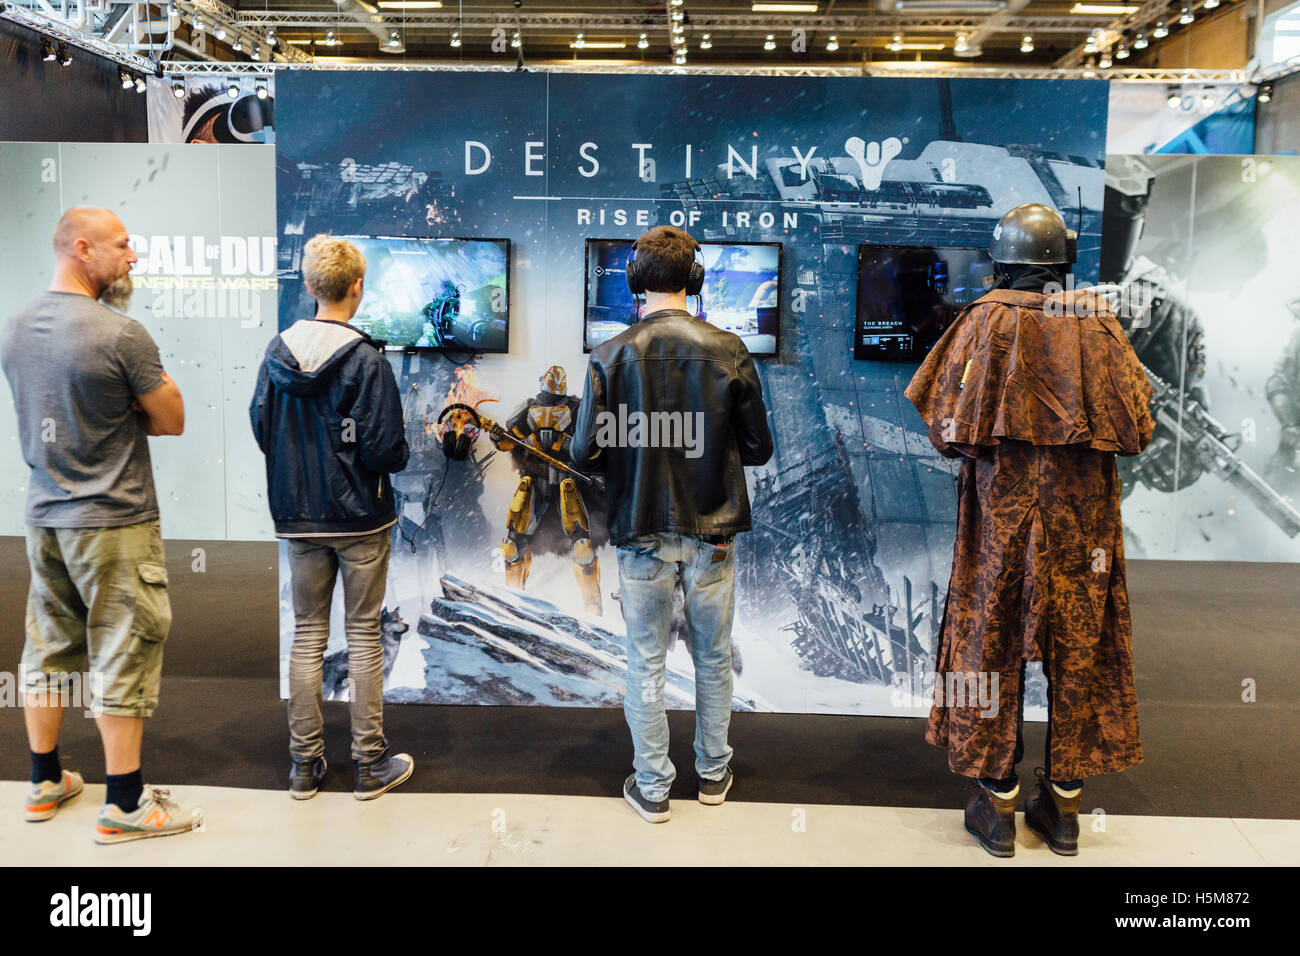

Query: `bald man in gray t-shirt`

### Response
(0, 207, 199, 844)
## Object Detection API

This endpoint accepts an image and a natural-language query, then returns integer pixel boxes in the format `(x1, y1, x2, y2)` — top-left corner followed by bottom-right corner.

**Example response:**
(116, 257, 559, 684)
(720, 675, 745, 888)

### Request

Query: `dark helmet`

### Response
(988, 203, 1077, 265)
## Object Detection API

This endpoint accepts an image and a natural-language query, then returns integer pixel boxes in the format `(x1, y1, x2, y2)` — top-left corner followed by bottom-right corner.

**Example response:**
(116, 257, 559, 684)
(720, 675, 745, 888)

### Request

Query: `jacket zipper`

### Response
(377, 474, 384, 500)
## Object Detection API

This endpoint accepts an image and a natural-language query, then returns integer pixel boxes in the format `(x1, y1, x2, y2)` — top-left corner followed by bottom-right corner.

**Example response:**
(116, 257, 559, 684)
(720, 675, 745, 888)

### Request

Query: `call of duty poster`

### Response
(273, 71, 1110, 715)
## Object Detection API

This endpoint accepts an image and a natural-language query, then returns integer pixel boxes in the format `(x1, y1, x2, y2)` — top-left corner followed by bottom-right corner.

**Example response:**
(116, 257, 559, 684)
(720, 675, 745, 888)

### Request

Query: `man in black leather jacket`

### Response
(250, 234, 414, 804)
(571, 226, 773, 823)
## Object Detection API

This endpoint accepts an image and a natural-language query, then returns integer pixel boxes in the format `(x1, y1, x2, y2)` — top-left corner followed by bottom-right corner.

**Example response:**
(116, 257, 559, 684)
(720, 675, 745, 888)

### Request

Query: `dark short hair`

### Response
(633, 226, 696, 294)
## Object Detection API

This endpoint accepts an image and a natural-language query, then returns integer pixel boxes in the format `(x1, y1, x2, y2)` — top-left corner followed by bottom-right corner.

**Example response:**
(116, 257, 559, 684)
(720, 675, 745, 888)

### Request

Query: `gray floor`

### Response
(1, 537, 1297, 818)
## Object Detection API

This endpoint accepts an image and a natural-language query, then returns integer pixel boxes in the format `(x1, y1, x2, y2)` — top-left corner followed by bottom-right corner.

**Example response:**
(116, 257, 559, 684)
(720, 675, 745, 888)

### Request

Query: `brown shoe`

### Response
(964, 780, 1018, 858)
(1024, 767, 1081, 856)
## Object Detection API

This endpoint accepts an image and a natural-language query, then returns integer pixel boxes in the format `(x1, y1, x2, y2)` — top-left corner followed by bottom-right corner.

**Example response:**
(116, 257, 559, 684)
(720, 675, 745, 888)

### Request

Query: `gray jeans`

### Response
(286, 529, 391, 763)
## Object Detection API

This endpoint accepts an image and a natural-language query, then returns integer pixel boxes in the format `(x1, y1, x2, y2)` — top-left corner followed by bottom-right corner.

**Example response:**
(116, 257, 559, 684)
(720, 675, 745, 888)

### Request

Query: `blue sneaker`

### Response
(353, 749, 414, 801)
(25, 769, 84, 822)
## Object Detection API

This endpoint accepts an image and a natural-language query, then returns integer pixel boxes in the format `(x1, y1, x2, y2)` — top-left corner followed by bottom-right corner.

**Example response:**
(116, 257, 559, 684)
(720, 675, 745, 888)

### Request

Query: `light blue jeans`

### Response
(617, 531, 737, 802)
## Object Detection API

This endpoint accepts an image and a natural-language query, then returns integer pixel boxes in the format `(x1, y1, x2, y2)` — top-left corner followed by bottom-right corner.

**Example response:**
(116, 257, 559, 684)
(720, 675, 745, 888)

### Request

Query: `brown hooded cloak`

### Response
(905, 288, 1155, 780)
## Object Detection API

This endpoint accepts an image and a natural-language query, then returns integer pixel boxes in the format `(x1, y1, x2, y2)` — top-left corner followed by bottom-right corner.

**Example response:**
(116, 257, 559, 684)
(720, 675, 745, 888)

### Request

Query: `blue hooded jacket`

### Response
(250, 318, 409, 537)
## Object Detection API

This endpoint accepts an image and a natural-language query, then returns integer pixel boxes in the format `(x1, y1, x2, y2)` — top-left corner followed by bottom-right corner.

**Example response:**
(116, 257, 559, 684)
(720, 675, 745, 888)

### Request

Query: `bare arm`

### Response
(133, 372, 185, 436)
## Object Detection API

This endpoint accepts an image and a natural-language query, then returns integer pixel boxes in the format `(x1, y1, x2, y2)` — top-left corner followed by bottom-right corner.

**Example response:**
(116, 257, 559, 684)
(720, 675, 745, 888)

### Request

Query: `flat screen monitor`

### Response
(854, 244, 994, 360)
(339, 236, 510, 353)
(584, 239, 782, 356)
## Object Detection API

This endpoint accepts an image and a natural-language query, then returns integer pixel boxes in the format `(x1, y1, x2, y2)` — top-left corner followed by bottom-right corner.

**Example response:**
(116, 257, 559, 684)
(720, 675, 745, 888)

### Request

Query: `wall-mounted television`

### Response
(339, 235, 510, 353)
(854, 244, 994, 360)
(584, 239, 782, 356)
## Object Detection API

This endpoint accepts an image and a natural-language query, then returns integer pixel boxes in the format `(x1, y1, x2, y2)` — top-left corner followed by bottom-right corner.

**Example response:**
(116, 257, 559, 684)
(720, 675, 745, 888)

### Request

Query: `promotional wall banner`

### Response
(0, 142, 278, 541)
(1102, 154, 1300, 561)
(274, 71, 1109, 715)
(147, 75, 276, 144)
(1106, 82, 1256, 155)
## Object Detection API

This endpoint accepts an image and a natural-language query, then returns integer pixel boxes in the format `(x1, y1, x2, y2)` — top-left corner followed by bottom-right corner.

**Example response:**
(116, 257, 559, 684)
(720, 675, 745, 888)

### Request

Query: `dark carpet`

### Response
(0, 538, 1295, 817)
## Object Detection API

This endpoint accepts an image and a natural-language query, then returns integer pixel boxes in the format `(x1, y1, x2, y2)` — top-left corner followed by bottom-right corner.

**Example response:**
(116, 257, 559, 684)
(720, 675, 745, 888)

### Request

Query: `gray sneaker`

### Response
(95, 786, 202, 845)
(623, 774, 670, 823)
(698, 767, 734, 806)
(290, 756, 327, 801)
(353, 749, 414, 801)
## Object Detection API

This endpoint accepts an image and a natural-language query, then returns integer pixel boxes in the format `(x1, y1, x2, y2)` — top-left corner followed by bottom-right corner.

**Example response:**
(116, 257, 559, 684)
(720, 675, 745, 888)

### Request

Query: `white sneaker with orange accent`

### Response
(95, 786, 203, 845)
(25, 770, 85, 822)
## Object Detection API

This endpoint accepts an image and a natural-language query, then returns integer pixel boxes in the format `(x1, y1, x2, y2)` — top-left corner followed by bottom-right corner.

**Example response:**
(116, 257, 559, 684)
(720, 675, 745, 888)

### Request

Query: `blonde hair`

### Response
(302, 234, 366, 303)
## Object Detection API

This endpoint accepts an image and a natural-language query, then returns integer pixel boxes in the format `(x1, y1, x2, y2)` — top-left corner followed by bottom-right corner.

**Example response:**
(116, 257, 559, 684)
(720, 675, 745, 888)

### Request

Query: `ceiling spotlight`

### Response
(574, 33, 585, 48)
(888, 34, 903, 52)
(1098, 50, 1112, 68)
(1167, 89, 1181, 108)
(1020, 35, 1033, 53)
(324, 30, 337, 46)
(1084, 32, 1097, 52)
(266, 29, 277, 47)
(449, 30, 460, 47)
(232, 35, 242, 52)
(228, 81, 240, 98)
(57, 42, 71, 66)
(41, 38, 57, 61)
(251, 42, 260, 58)
(954, 33, 968, 53)
(673, 34, 685, 45)
(637, 33, 648, 49)
(763, 33, 776, 51)
(1201, 92, 1216, 108)
(1204, 0, 1219, 7)
(700, 34, 713, 50)
(172, 78, 185, 98)
(1115, 40, 1129, 59)
(1133, 31, 1147, 49)
(215, 25, 226, 40)
(672, 23, 684, 35)
(826, 35, 838, 51)
(120, 69, 133, 89)
(671, 0, 683, 5)
(1082, 56, 1097, 77)
(1258, 81, 1273, 103)
(256, 80, 269, 100)
(1153, 18, 1168, 38)
(675, 52, 686, 64)
(135, 75, 147, 93)
(1179, 5, 1194, 24)
(511, 31, 520, 48)
(192, 16, 203, 33)
(672, 9, 684, 21)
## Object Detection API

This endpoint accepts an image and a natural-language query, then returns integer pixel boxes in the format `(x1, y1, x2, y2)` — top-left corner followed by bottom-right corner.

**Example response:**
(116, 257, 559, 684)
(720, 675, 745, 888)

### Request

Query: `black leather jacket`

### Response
(571, 309, 773, 544)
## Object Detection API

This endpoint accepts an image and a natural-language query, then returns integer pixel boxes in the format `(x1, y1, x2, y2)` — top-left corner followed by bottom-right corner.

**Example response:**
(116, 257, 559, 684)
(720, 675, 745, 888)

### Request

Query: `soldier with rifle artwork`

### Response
(1100, 157, 1300, 541)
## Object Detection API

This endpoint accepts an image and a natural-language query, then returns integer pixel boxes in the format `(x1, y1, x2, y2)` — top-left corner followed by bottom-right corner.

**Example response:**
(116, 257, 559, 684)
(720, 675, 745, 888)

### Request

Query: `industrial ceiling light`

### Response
(1153, 18, 1168, 38)
(826, 34, 838, 51)
(251, 42, 260, 58)
(256, 79, 269, 100)
(324, 30, 337, 46)
(227, 80, 239, 98)
(449, 30, 459, 47)
(1020, 35, 1033, 53)
(637, 33, 649, 49)
(511, 30, 520, 48)
(1098, 49, 1112, 68)
(215, 25, 226, 40)
(1204, 0, 1219, 7)
(120, 69, 134, 89)
(954, 33, 968, 53)
(1084, 31, 1098, 52)
(57, 42, 71, 66)
(672, 23, 684, 35)
(887, 34, 903, 51)
(753, 2, 820, 10)
(673, 34, 685, 45)
(1069, 3, 1139, 12)
(574, 32, 585, 48)
(672, 9, 684, 21)
(266, 29, 277, 47)
(1258, 81, 1273, 103)
(1200, 91, 1215, 108)
(172, 78, 185, 98)
(232, 35, 242, 52)
(763, 34, 776, 51)
(41, 38, 57, 61)
(1115, 39, 1129, 59)
(700, 34, 713, 50)
(1167, 88, 1181, 108)
(671, 0, 683, 6)
(193, 17, 204, 33)
(135, 74, 147, 93)
(1179, 5, 1194, 25)
(1133, 31, 1147, 49)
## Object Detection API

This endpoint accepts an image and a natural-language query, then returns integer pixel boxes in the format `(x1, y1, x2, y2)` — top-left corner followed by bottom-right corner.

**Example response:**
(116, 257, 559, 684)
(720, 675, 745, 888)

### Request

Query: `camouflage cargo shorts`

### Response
(22, 518, 172, 718)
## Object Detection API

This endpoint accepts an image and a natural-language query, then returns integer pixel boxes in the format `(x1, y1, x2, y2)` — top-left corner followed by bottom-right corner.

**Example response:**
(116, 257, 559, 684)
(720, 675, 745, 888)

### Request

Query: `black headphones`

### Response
(626, 236, 705, 297)
(436, 403, 480, 461)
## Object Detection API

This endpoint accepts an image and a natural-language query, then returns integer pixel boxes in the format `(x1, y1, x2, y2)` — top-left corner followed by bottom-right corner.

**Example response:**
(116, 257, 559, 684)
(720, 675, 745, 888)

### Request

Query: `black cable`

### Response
(440, 348, 478, 366)
(397, 456, 452, 553)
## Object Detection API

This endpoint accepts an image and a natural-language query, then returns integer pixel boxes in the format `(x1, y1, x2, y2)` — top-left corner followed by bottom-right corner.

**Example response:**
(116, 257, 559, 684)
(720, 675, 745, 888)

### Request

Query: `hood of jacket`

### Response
(266, 319, 371, 396)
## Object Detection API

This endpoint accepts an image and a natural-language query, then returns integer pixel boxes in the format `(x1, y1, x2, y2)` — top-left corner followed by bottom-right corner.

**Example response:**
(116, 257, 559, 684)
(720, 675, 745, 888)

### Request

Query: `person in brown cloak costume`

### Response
(905, 204, 1154, 858)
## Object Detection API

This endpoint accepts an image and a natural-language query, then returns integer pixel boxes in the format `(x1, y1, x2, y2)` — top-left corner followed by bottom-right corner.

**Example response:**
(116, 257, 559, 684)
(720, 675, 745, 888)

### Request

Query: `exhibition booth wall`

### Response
(1, 68, 1297, 719)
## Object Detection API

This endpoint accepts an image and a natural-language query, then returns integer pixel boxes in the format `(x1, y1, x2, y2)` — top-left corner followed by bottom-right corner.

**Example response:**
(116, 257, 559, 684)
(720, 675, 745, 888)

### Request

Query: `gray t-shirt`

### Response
(1, 291, 165, 527)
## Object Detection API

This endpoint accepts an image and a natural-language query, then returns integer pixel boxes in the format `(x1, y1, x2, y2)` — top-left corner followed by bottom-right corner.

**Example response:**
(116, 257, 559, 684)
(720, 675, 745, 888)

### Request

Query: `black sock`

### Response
(105, 770, 143, 813)
(979, 774, 1019, 793)
(30, 747, 62, 785)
